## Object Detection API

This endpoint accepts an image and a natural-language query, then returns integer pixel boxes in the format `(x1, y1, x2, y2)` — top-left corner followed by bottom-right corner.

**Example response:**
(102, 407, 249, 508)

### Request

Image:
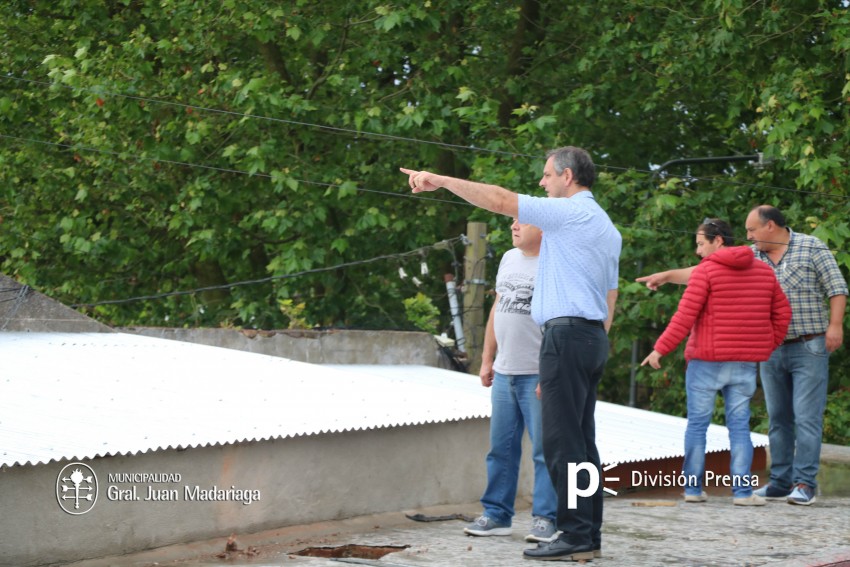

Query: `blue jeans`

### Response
(481, 372, 557, 525)
(683, 360, 757, 498)
(760, 335, 829, 490)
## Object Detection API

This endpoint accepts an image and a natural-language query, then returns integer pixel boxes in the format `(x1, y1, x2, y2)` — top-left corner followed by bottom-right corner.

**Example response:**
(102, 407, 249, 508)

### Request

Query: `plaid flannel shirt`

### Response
(753, 229, 848, 340)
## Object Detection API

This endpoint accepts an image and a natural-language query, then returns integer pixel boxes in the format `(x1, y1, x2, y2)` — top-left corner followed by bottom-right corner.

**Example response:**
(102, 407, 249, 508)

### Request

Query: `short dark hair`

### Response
(699, 217, 734, 246)
(546, 146, 596, 188)
(752, 205, 787, 228)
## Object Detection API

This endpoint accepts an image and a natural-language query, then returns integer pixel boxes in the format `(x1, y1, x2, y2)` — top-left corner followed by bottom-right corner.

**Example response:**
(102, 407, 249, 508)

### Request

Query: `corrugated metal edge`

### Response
(2, 421, 493, 468)
(1, 334, 494, 468)
(1, 333, 768, 469)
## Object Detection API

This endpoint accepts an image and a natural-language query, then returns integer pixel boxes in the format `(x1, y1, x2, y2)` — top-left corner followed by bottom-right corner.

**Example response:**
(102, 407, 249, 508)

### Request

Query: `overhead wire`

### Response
(651, 171, 840, 199)
(0, 133, 472, 207)
(0, 132, 844, 258)
(2, 76, 848, 315)
(69, 235, 466, 308)
(0, 138, 844, 301)
(1, 75, 530, 159)
(3, 74, 848, 199)
(60, 217, 844, 313)
(3, 131, 847, 252)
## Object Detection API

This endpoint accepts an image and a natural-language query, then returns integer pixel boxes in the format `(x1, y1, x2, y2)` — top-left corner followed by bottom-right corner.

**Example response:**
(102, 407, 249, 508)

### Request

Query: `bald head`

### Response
(746, 205, 789, 252)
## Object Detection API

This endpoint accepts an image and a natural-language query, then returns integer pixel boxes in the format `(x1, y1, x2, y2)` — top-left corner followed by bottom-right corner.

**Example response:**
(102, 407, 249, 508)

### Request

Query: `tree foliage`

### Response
(2, 1, 849, 435)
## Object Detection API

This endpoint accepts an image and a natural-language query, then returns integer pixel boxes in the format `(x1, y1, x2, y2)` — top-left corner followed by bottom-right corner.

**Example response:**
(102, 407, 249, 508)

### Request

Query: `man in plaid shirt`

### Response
(745, 205, 847, 506)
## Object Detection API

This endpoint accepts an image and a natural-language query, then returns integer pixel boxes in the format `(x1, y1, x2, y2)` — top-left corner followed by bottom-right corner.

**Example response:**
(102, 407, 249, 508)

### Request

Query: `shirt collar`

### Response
(569, 190, 595, 201)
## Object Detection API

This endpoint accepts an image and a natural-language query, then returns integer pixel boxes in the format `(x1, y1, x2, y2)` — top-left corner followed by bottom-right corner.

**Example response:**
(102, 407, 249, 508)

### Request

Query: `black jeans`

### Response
(539, 321, 608, 547)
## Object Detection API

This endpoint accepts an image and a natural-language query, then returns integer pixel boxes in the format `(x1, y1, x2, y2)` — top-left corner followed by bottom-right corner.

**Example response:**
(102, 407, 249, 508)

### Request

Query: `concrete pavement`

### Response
(61, 444, 850, 566)
(65, 485, 850, 567)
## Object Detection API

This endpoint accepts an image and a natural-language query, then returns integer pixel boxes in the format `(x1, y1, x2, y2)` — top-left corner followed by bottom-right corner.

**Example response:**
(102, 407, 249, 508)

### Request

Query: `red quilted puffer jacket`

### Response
(654, 246, 791, 362)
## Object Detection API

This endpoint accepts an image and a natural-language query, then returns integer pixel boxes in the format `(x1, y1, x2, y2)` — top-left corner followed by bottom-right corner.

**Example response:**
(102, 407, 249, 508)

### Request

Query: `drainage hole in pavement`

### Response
(294, 544, 410, 559)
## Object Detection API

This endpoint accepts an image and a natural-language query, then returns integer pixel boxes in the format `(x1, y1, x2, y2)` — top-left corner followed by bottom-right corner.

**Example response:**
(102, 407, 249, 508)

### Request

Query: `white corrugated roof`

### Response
(594, 399, 767, 465)
(0, 332, 490, 468)
(330, 364, 767, 467)
(0, 332, 765, 469)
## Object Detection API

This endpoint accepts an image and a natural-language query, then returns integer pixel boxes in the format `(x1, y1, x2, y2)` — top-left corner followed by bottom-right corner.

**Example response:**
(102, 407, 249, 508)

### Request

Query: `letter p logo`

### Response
(566, 462, 600, 509)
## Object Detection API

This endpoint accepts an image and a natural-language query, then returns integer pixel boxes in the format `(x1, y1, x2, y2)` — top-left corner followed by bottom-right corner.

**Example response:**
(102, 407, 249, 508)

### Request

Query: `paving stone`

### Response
(68, 491, 850, 567)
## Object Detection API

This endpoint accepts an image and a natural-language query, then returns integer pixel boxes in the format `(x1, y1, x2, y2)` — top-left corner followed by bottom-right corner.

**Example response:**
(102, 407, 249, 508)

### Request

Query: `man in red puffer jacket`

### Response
(642, 218, 791, 506)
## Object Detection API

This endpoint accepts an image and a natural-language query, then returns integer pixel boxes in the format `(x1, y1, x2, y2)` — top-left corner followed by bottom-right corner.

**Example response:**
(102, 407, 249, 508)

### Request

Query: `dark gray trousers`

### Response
(539, 320, 608, 547)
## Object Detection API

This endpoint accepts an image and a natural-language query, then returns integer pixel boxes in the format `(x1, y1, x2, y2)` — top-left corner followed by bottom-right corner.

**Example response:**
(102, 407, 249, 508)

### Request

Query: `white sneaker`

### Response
(684, 491, 708, 503)
(733, 494, 767, 506)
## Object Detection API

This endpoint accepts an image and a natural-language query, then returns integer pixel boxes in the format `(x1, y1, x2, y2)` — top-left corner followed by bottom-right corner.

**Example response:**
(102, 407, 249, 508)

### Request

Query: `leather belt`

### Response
(543, 316, 604, 331)
(782, 332, 825, 345)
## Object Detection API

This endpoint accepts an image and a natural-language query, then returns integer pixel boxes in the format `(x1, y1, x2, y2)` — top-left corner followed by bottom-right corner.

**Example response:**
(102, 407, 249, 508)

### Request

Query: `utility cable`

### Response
(5, 74, 848, 198)
(70, 236, 465, 308)
(0, 133, 473, 207)
(1, 75, 530, 159)
(4, 130, 845, 214)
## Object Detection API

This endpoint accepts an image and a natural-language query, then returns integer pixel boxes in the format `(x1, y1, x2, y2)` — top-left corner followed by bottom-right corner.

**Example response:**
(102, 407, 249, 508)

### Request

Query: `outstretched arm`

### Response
(400, 168, 518, 217)
(642, 266, 710, 369)
(636, 266, 695, 291)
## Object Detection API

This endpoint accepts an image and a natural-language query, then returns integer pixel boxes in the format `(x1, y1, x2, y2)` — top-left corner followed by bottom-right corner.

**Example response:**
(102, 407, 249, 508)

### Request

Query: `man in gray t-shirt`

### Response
(463, 219, 558, 544)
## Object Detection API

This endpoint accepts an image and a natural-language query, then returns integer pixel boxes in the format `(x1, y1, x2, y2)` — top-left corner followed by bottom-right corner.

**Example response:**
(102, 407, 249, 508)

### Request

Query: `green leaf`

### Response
(286, 26, 302, 40)
(377, 11, 402, 31)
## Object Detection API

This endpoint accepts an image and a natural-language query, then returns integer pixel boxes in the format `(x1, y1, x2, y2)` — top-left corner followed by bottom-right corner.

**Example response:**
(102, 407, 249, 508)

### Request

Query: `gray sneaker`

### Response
(463, 515, 512, 537)
(525, 516, 558, 542)
(787, 483, 816, 506)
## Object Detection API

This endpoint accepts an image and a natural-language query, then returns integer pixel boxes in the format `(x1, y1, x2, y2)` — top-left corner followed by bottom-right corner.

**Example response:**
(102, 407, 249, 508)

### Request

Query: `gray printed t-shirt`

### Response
(493, 248, 543, 375)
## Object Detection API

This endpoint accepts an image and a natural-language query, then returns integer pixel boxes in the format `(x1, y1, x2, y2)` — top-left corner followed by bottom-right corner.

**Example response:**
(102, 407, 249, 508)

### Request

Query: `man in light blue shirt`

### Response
(401, 146, 622, 562)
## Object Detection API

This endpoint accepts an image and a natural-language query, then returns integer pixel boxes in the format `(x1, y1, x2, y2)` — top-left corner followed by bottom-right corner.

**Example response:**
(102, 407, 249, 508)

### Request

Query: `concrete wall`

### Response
(0, 274, 112, 333)
(0, 270, 456, 369)
(1, 419, 534, 567)
(121, 327, 456, 368)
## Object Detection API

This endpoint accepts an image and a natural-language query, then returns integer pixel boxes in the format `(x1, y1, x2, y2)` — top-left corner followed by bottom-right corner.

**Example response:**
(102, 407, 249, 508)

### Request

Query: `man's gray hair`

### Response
(546, 146, 596, 188)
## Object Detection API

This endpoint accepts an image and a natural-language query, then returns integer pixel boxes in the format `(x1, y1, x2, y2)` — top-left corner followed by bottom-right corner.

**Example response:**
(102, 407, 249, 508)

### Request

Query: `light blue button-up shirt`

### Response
(518, 191, 622, 326)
